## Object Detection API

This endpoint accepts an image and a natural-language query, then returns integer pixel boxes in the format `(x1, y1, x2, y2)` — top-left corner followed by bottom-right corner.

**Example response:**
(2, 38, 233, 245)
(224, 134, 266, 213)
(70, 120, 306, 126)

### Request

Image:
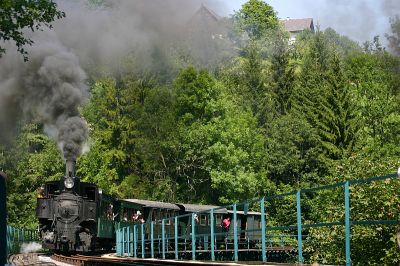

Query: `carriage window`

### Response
(159, 210, 170, 225)
(215, 214, 222, 225)
(152, 209, 158, 222)
(158, 210, 163, 224)
(103, 203, 114, 221)
(165, 211, 171, 225)
(170, 211, 178, 225)
(255, 219, 261, 229)
(200, 214, 207, 226)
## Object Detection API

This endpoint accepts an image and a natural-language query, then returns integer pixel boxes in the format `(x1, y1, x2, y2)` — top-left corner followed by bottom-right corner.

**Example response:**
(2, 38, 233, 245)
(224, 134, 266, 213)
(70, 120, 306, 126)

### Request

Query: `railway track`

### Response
(8, 253, 321, 266)
(7, 253, 56, 266)
(51, 254, 135, 266)
(50, 253, 310, 266)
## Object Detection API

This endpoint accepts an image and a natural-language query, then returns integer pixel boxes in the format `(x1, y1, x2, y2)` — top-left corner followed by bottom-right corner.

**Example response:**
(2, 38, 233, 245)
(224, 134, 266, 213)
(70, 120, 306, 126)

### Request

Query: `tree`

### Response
(292, 31, 361, 166)
(345, 52, 400, 154)
(363, 36, 385, 54)
(80, 78, 138, 197)
(305, 154, 400, 265)
(265, 114, 321, 184)
(5, 124, 63, 229)
(268, 30, 295, 116)
(386, 16, 400, 56)
(233, 0, 278, 40)
(173, 67, 269, 203)
(81, 76, 178, 200)
(323, 27, 361, 55)
(0, 0, 65, 60)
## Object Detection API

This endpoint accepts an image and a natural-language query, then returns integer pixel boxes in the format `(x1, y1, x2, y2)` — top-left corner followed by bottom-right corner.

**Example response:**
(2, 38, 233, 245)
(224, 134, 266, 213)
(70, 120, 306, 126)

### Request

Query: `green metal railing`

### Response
(116, 171, 399, 265)
(6, 226, 40, 255)
(1, 174, 6, 265)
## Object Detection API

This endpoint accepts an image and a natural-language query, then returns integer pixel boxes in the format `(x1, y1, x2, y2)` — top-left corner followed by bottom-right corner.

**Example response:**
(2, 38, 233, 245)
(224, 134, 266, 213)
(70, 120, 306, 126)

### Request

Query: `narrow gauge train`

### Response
(36, 160, 263, 252)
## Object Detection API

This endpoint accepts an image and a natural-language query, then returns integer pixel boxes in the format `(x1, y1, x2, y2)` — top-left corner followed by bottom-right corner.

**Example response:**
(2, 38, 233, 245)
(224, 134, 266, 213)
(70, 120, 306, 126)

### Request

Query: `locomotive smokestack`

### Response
(65, 160, 76, 177)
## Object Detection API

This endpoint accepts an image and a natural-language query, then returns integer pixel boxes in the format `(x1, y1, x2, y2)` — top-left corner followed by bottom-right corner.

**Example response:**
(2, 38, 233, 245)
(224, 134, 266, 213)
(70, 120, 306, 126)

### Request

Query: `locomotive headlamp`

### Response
(64, 177, 74, 189)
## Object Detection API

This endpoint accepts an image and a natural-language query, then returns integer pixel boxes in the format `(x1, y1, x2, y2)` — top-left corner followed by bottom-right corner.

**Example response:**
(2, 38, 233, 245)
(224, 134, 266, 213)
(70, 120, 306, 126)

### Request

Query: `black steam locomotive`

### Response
(36, 160, 110, 251)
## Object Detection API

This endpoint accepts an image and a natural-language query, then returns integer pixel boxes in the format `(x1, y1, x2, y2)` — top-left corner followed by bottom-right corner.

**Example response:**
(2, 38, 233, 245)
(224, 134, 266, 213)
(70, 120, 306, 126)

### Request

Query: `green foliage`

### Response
(0, 0, 65, 60)
(267, 30, 296, 116)
(4, 124, 63, 229)
(175, 67, 219, 124)
(305, 155, 400, 265)
(218, 39, 272, 128)
(292, 30, 361, 166)
(265, 114, 321, 184)
(363, 36, 386, 54)
(173, 67, 269, 203)
(323, 28, 361, 55)
(80, 78, 141, 197)
(345, 52, 400, 154)
(233, 0, 278, 40)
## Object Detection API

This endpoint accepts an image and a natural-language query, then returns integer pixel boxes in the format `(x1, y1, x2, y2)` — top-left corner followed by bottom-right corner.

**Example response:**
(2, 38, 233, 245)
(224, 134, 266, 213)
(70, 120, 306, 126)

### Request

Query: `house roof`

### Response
(194, 3, 221, 22)
(123, 199, 180, 210)
(281, 18, 314, 33)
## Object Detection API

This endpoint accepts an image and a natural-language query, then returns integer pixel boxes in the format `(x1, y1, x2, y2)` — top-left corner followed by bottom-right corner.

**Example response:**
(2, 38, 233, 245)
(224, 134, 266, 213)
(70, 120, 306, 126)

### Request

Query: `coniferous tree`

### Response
(293, 31, 360, 165)
(268, 30, 295, 116)
(319, 52, 360, 159)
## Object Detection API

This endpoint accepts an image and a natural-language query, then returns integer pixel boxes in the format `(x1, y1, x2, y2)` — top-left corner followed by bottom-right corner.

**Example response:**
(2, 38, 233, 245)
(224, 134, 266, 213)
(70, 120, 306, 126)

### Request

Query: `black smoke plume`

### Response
(0, 35, 88, 160)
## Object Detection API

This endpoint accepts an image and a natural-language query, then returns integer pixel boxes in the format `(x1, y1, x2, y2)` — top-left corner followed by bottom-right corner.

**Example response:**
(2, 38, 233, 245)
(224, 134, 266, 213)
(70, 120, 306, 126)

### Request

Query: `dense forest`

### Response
(1, 0, 400, 264)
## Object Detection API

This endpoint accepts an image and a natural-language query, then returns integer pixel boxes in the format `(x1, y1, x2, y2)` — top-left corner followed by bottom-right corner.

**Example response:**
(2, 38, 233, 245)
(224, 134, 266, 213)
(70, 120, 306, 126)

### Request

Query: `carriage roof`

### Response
(227, 210, 262, 216)
(176, 203, 227, 214)
(123, 199, 180, 210)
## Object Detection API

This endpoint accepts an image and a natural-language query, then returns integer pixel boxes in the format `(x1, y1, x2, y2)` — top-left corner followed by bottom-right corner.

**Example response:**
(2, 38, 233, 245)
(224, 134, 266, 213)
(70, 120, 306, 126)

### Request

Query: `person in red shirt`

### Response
(222, 217, 230, 232)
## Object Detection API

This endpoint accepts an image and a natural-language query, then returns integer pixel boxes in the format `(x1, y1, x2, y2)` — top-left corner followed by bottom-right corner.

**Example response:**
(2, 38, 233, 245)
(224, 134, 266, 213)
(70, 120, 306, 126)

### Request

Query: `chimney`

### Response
(65, 160, 76, 177)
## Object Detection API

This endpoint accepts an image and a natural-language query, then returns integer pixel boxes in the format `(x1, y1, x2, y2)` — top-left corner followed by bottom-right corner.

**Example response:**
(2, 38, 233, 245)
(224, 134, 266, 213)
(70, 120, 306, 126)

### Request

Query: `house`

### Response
(187, 3, 226, 40)
(281, 18, 315, 43)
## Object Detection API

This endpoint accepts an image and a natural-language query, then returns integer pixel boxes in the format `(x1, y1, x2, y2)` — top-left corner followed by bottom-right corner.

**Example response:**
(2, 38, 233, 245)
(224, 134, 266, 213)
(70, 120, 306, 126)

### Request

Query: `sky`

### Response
(221, 0, 399, 45)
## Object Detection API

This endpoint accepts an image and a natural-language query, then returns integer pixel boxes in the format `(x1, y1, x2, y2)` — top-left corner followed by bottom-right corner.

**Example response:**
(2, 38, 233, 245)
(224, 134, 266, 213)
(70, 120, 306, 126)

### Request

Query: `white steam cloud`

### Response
(20, 242, 42, 254)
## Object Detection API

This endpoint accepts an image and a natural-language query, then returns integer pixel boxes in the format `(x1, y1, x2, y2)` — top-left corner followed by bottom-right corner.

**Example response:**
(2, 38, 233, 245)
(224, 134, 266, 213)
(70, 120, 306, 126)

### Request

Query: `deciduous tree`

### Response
(0, 0, 65, 60)
(233, 0, 278, 40)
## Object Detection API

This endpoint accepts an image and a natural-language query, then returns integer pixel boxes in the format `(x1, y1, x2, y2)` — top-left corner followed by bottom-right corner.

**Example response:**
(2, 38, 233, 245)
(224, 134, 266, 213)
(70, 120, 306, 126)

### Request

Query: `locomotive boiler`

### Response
(36, 160, 102, 251)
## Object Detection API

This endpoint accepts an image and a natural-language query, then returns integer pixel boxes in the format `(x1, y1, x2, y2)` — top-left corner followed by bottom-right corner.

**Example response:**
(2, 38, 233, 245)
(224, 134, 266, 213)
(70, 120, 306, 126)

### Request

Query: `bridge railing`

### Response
(116, 170, 399, 265)
(6, 226, 40, 255)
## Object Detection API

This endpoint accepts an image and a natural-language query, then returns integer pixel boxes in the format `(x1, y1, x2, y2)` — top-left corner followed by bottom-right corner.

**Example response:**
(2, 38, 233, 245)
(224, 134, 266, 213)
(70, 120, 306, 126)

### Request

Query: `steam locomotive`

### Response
(36, 160, 109, 251)
(36, 160, 264, 252)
